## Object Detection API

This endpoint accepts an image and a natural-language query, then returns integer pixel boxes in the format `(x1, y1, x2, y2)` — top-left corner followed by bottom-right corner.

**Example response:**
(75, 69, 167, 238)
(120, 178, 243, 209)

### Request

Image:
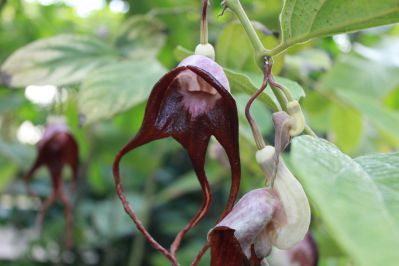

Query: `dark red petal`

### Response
(113, 61, 240, 263)
(24, 122, 79, 188)
(209, 227, 249, 266)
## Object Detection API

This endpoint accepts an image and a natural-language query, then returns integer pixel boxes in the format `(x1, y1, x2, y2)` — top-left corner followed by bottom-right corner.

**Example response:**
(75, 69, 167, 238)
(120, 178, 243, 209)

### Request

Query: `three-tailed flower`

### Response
(24, 116, 79, 248)
(112, 54, 241, 265)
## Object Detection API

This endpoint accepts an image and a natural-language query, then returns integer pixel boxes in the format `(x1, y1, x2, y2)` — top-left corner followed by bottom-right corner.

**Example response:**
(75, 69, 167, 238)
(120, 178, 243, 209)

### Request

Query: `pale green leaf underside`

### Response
(78, 60, 166, 124)
(1, 15, 166, 88)
(291, 136, 399, 266)
(281, 0, 399, 46)
(1, 34, 117, 87)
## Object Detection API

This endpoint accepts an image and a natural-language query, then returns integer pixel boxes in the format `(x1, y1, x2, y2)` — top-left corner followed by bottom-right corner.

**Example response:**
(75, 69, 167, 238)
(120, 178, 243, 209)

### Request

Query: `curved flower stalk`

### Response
(112, 54, 240, 265)
(24, 116, 79, 249)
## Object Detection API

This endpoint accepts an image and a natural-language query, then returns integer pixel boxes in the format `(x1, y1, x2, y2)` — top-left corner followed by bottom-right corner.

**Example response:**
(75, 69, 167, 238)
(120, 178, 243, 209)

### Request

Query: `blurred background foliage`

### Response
(0, 0, 398, 265)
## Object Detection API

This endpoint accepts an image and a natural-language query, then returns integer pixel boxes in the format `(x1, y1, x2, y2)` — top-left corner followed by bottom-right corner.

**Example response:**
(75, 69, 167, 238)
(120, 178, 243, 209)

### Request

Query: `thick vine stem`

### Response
(223, 0, 272, 68)
(223, 0, 294, 59)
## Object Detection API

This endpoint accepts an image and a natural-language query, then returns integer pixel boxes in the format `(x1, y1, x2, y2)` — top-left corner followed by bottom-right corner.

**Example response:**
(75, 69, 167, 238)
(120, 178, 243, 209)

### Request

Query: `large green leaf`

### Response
(290, 136, 399, 266)
(78, 59, 166, 124)
(280, 0, 399, 47)
(1, 34, 118, 87)
(1, 15, 167, 88)
(320, 53, 399, 99)
(216, 22, 283, 75)
(355, 153, 399, 225)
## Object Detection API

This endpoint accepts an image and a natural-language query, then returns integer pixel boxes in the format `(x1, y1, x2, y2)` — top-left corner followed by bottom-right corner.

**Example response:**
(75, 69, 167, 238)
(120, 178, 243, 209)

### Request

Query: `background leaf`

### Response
(114, 15, 167, 59)
(330, 103, 363, 153)
(290, 136, 399, 266)
(78, 59, 166, 124)
(1, 34, 118, 87)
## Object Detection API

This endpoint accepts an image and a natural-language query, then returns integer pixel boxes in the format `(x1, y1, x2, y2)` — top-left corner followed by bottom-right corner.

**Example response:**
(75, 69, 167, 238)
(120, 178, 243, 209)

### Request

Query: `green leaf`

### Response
(174, 45, 192, 62)
(78, 59, 166, 124)
(336, 90, 399, 144)
(115, 15, 166, 59)
(216, 22, 283, 75)
(280, 0, 399, 47)
(225, 68, 279, 111)
(0, 140, 35, 167)
(290, 136, 399, 266)
(291, 136, 399, 266)
(0, 162, 17, 191)
(355, 153, 399, 224)
(1, 34, 118, 87)
(320, 53, 399, 99)
(331, 103, 363, 154)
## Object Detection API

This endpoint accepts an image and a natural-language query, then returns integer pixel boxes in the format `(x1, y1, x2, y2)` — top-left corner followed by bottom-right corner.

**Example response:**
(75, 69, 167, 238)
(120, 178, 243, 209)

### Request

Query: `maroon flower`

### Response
(24, 116, 79, 248)
(113, 54, 240, 264)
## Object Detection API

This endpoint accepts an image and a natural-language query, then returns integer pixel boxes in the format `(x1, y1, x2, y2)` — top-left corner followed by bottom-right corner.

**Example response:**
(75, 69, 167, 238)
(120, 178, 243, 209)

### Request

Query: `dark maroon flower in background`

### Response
(24, 116, 79, 249)
(113, 54, 240, 265)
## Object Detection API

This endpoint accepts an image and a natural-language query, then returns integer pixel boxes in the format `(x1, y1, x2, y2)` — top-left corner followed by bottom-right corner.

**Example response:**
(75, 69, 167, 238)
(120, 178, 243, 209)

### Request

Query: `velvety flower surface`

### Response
(113, 55, 240, 263)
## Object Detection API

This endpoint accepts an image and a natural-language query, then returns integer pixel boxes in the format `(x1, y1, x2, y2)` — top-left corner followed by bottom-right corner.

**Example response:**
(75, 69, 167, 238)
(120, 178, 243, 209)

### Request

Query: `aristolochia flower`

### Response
(208, 146, 311, 265)
(113, 54, 240, 264)
(24, 116, 79, 248)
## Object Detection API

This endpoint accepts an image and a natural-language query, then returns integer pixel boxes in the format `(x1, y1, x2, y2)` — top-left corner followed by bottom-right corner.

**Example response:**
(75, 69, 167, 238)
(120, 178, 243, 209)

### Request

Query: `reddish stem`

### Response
(244, 59, 273, 149)
(201, 0, 209, 44)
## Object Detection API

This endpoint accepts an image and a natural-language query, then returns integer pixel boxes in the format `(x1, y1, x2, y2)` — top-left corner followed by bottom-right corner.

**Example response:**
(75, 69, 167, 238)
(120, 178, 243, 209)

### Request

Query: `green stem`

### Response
(226, 0, 272, 66)
(267, 43, 291, 57)
(271, 86, 288, 112)
(304, 125, 317, 137)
